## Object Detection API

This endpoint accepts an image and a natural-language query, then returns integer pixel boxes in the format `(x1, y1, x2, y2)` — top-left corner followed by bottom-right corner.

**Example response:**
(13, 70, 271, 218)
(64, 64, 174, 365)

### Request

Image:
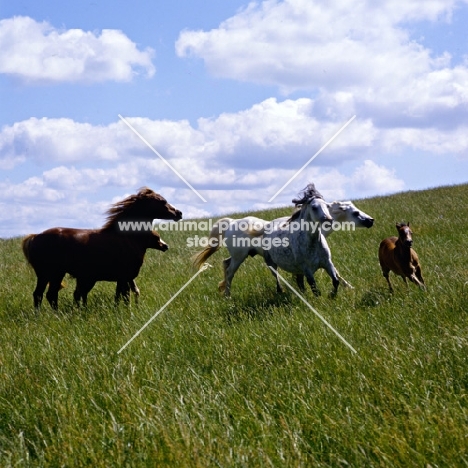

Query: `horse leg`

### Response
(221, 246, 253, 297)
(409, 275, 420, 287)
(73, 278, 86, 306)
(321, 261, 340, 297)
(295, 274, 305, 292)
(335, 268, 354, 289)
(46, 275, 65, 310)
(73, 284, 82, 306)
(33, 276, 48, 311)
(222, 256, 247, 297)
(417, 269, 426, 290)
(383, 271, 394, 293)
(379, 261, 393, 292)
(129, 280, 140, 304)
(263, 253, 283, 293)
(81, 281, 96, 307)
(115, 280, 131, 305)
(409, 273, 426, 290)
(218, 257, 231, 293)
(305, 273, 320, 297)
(115, 281, 123, 304)
(77, 279, 96, 307)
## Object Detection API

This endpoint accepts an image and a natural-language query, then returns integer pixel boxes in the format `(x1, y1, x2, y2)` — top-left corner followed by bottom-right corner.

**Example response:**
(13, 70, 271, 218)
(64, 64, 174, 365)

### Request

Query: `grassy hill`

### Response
(1, 183, 467, 467)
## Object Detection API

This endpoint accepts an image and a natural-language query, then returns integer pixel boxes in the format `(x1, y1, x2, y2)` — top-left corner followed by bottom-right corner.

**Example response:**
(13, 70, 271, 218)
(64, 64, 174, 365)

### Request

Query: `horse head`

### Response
(150, 230, 169, 252)
(103, 187, 182, 230)
(328, 201, 374, 228)
(135, 187, 182, 221)
(396, 222, 413, 247)
(303, 196, 332, 224)
(290, 184, 331, 225)
(291, 184, 330, 224)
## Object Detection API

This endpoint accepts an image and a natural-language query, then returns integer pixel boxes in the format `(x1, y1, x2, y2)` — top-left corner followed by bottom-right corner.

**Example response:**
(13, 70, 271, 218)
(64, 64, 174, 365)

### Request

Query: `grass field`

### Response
(1, 184, 467, 467)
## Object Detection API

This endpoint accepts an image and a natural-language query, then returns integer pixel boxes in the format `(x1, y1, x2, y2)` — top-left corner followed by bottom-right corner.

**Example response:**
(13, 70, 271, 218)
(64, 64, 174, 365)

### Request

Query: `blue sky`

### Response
(1, 0, 468, 237)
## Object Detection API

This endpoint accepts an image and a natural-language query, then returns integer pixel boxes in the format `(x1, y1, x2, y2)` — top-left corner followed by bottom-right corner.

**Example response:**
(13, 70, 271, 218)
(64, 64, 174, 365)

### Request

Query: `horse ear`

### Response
(407, 221, 410, 227)
(396, 222, 401, 228)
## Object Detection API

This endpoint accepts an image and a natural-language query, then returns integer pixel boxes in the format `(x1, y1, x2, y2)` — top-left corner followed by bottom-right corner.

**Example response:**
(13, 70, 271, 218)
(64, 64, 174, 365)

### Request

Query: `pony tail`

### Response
(191, 218, 230, 270)
(192, 247, 217, 270)
(22, 234, 36, 266)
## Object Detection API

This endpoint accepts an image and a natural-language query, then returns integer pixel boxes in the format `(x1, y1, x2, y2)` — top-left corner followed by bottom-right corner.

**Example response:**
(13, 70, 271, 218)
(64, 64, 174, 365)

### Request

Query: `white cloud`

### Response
(379, 125, 468, 154)
(0, 118, 122, 166)
(0, 94, 466, 237)
(176, 0, 452, 89)
(0, 155, 25, 170)
(0, 117, 204, 168)
(176, 0, 468, 130)
(1, 97, 467, 193)
(197, 98, 376, 172)
(350, 160, 404, 194)
(0, 16, 155, 83)
(42, 164, 142, 191)
(2, 2, 468, 237)
(0, 176, 64, 202)
(0, 193, 109, 237)
(0, 155, 365, 237)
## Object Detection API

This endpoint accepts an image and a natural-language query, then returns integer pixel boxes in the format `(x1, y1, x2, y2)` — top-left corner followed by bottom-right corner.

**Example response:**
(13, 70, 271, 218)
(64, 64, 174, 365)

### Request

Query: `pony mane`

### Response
(292, 183, 324, 206)
(102, 187, 165, 229)
(286, 183, 324, 223)
(287, 207, 302, 223)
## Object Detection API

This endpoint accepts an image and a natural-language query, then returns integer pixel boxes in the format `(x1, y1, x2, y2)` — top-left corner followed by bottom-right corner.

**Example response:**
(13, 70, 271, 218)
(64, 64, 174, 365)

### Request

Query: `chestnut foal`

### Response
(379, 222, 425, 292)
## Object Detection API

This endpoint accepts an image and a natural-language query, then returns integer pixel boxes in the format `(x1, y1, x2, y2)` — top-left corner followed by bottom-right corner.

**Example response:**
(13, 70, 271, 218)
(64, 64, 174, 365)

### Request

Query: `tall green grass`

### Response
(1, 184, 467, 467)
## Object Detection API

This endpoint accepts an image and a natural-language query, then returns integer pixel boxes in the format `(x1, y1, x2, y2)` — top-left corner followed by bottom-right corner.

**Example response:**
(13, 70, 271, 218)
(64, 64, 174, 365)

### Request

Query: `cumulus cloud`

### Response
(0, 153, 371, 237)
(0, 118, 120, 165)
(350, 160, 404, 194)
(2, 97, 467, 189)
(0, 177, 64, 202)
(0, 16, 155, 83)
(176, 0, 450, 89)
(0, 117, 204, 168)
(0, 96, 465, 237)
(176, 0, 468, 129)
(3, 2, 468, 237)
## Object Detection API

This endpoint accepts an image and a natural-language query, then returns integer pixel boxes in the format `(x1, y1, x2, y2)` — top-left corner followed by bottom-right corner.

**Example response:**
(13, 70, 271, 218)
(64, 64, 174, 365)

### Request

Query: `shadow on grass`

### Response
(357, 287, 391, 308)
(5, 291, 135, 324)
(357, 283, 427, 309)
(5, 299, 77, 324)
(221, 288, 297, 324)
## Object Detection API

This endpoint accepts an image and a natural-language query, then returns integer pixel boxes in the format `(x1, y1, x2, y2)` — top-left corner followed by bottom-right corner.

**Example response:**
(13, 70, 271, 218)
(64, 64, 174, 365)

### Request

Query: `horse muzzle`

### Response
(159, 242, 169, 252)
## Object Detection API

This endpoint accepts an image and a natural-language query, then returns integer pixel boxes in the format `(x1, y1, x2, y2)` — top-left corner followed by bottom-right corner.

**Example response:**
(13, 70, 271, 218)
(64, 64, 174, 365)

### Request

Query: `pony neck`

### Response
(303, 209, 322, 239)
(395, 238, 411, 257)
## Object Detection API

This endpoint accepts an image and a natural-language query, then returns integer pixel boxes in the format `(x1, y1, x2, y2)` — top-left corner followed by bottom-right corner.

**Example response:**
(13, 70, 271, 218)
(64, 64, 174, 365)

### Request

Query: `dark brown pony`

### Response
(22, 187, 182, 310)
(378, 222, 425, 292)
